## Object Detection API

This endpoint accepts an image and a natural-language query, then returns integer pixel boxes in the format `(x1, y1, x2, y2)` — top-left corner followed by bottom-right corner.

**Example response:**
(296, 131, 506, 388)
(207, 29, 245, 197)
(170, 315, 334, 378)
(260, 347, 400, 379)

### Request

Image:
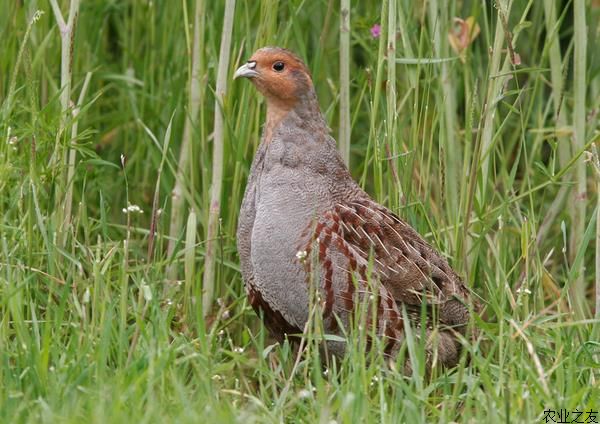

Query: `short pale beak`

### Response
(234, 61, 259, 79)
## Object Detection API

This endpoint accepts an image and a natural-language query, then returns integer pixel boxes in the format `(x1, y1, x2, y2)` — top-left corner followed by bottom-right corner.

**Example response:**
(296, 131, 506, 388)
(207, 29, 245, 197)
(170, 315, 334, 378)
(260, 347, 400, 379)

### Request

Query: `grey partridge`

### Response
(235, 47, 475, 370)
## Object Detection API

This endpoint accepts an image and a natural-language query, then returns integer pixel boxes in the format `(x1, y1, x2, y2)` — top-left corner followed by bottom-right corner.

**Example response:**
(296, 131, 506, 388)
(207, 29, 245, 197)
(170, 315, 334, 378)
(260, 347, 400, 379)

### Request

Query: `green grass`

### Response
(1, 0, 600, 422)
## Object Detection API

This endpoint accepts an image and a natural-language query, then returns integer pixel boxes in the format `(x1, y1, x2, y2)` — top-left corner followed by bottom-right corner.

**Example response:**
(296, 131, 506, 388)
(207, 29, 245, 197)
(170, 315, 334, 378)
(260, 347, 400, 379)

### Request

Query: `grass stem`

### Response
(49, 0, 80, 249)
(339, 0, 351, 166)
(166, 0, 206, 282)
(202, 0, 236, 317)
(569, 0, 588, 319)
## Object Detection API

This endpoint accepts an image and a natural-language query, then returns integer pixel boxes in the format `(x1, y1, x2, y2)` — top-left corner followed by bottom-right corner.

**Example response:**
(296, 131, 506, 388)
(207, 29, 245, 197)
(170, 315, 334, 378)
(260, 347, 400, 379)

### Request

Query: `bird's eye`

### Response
(272, 61, 285, 72)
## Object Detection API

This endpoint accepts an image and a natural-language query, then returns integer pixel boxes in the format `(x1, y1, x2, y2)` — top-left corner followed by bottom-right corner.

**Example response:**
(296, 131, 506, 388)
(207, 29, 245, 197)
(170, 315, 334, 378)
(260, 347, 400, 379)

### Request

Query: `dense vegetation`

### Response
(1, 0, 599, 422)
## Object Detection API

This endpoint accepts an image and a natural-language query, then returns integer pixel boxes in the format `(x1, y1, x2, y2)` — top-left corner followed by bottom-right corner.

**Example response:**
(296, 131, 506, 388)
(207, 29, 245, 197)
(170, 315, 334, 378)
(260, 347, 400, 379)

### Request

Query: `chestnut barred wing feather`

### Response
(298, 203, 405, 358)
(302, 197, 471, 333)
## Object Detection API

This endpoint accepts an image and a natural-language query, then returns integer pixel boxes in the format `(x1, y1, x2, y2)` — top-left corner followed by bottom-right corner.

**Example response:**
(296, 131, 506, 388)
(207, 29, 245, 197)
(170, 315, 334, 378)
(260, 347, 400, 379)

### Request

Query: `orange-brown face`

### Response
(234, 47, 313, 107)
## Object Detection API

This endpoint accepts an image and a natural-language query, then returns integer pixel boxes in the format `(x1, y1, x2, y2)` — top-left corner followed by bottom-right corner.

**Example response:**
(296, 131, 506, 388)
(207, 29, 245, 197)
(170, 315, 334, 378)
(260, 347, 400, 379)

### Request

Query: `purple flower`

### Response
(370, 24, 381, 39)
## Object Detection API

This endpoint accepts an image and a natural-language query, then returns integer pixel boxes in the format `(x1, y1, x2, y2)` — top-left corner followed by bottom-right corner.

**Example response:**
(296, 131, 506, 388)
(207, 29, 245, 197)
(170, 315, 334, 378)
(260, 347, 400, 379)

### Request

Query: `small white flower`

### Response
(83, 288, 90, 303)
(222, 310, 230, 320)
(516, 287, 531, 295)
(141, 283, 152, 301)
(296, 250, 307, 261)
(8, 136, 17, 145)
(120, 154, 126, 167)
(32, 10, 44, 23)
(233, 347, 244, 354)
(298, 389, 312, 399)
(122, 204, 144, 214)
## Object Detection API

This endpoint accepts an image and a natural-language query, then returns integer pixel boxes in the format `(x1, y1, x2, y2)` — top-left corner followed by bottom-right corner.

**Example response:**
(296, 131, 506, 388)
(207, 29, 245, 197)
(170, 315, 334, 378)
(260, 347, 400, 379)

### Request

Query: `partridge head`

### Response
(233, 47, 313, 105)
(234, 47, 328, 143)
(235, 47, 476, 372)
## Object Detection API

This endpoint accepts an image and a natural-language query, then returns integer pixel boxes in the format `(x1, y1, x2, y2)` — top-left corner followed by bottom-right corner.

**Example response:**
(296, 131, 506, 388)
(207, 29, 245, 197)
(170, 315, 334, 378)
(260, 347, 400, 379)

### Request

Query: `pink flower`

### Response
(370, 24, 381, 39)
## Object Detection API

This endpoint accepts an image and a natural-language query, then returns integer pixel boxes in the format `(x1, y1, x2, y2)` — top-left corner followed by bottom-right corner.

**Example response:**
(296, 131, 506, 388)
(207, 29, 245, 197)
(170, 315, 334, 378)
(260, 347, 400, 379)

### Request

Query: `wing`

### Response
(298, 197, 472, 336)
